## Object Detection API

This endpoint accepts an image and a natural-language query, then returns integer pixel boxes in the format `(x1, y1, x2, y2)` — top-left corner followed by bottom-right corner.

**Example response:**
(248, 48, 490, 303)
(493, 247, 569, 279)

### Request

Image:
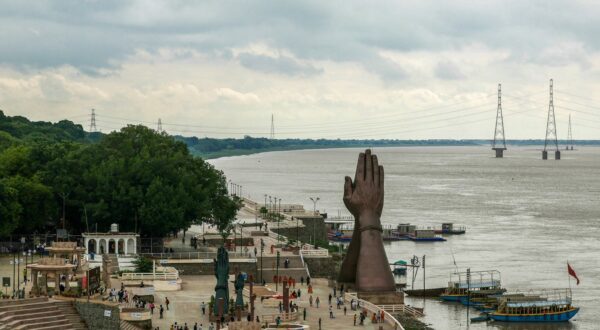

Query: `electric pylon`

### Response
(542, 79, 560, 160)
(157, 118, 162, 133)
(270, 114, 275, 139)
(492, 83, 506, 158)
(566, 114, 573, 150)
(89, 109, 97, 132)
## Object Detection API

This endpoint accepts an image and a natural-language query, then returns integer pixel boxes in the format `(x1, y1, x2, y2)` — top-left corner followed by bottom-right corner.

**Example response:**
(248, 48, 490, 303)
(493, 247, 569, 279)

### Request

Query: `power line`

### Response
(492, 83, 507, 157)
(89, 109, 97, 132)
(542, 79, 560, 160)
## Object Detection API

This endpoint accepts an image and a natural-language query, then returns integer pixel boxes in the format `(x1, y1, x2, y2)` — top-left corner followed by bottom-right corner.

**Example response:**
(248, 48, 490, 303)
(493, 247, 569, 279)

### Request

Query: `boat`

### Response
(440, 270, 505, 302)
(489, 289, 579, 322)
(392, 260, 407, 275)
(408, 229, 446, 242)
(435, 223, 466, 235)
(404, 287, 446, 297)
(327, 231, 352, 242)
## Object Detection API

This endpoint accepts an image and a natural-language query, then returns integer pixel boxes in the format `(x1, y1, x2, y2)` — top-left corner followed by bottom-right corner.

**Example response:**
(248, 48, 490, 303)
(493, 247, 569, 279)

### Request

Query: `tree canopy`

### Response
(0, 111, 239, 238)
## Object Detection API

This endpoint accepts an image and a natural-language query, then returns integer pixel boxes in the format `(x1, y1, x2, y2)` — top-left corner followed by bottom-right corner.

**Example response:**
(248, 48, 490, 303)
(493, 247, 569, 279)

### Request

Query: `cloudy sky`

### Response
(2, 0, 600, 139)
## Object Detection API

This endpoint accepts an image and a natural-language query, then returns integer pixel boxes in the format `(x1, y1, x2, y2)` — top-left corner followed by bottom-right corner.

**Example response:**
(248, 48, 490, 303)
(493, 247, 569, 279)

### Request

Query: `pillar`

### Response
(65, 272, 70, 290)
(55, 271, 61, 296)
(32, 270, 39, 295)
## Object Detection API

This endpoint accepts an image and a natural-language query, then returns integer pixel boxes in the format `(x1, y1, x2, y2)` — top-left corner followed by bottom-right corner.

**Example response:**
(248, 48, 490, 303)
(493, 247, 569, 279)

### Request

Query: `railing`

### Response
(299, 249, 329, 257)
(138, 251, 253, 260)
(261, 312, 298, 323)
(343, 292, 406, 330)
(121, 271, 179, 281)
(298, 250, 311, 278)
(378, 304, 424, 318)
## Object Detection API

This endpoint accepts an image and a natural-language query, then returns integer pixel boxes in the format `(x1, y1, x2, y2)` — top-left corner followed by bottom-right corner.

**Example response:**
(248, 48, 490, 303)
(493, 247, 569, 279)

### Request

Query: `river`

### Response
(209, 146, 599, 330)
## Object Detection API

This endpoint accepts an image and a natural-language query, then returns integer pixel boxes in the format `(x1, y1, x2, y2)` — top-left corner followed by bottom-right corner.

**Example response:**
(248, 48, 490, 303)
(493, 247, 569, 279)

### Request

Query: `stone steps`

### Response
(0, 298, 86, 330)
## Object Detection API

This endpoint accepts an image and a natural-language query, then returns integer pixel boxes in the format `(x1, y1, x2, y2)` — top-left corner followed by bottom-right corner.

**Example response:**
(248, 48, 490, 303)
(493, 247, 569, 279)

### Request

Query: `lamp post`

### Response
(309, 197, 320, 246)
(276, 251, 280, 291)
(268, 196, 272, 220)
(264, 194, 267, 219)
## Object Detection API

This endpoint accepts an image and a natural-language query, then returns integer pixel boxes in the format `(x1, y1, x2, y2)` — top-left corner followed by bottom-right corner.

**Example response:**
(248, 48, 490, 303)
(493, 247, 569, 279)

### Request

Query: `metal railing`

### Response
(299, 249, 329, 257)
(378, 304, 424, 318)
(121, 271, 179, 281)
(343, 292, 406, 330)
(138, 251, 253, 260)
(261, 312, 298, 323)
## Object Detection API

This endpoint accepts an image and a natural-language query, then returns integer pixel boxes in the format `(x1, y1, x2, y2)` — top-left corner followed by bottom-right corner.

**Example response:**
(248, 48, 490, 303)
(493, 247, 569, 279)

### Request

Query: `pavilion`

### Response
(82, 223, 139, 255)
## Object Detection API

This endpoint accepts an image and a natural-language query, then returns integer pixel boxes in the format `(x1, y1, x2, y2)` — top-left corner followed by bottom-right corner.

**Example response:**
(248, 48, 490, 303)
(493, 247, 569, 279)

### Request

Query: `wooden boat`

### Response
(404, 287, 446, 297)
(408, 230, 446, 242)
(440, 270, 504, 302)
(489, 289, 579, 322)
(434, 223, 466, 235)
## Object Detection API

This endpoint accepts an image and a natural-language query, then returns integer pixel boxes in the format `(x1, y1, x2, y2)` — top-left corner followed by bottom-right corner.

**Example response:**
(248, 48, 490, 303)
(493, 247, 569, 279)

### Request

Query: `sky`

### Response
(2, 0, 600, 139)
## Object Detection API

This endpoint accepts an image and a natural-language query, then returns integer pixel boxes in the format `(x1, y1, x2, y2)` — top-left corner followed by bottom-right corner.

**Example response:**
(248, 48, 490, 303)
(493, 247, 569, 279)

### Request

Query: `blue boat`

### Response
(439, 270, 504, 303)
(489, 289, 579, 322)
(408, 230, 446, 242)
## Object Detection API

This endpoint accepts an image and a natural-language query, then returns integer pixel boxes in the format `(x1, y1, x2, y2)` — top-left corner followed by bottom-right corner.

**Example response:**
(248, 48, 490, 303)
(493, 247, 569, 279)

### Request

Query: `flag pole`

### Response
(567, 261, 571, 293)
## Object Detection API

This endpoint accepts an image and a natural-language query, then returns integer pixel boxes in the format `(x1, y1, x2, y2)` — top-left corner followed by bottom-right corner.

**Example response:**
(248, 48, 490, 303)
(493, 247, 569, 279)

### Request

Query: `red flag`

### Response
(568, 263, 580, 285)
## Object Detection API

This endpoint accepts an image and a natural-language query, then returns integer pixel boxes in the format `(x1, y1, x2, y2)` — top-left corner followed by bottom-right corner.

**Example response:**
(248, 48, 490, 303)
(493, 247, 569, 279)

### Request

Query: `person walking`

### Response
(318, 317, 322, 330)
(159, 305, 164, 319)
(300, 276, 304, 285)
(328, 293, 332, 305)
(309, 295, 313, 307)
(150, 302, 155, 315)
(165, 297, 170, 310)
(303, 307, 307, 321)
(344, 305, 347, 315)
(315, 296, 320, 308)
(201, 301, 206, 315)
(353, 313, 357, 326)
(329, 305, 334, 319)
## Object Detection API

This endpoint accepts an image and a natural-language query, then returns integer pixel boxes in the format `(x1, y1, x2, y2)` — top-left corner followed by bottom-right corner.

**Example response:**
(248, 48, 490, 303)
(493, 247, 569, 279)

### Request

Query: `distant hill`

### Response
(1, 111, 598, 158)
(0, 110, 102, 149)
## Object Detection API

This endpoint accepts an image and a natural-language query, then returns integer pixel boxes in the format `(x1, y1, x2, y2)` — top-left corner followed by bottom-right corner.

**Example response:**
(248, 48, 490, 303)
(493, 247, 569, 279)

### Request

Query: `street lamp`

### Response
(309, 197, 320, 246)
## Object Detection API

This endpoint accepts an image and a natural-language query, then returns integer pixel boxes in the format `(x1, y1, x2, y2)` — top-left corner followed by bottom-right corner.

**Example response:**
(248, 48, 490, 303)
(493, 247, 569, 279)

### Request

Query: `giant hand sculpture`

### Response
(338, 149, 395, 292)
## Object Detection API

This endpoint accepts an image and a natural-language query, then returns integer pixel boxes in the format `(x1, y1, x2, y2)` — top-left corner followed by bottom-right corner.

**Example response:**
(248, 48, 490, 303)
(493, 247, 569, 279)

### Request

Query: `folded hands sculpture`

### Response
(338, 149, 396, 292)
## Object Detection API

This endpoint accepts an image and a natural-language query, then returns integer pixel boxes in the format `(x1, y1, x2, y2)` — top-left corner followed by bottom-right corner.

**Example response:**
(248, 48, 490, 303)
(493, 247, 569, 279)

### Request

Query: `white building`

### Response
(82, 223, 139, 255)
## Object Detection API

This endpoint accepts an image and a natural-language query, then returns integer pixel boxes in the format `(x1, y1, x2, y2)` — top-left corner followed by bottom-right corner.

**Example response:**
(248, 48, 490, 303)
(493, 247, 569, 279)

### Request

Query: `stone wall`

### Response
(303, 256, 338, 279)
(74, 300, 121, 330)
(271, 216, 327, 245)
(166, 260, 257, 278)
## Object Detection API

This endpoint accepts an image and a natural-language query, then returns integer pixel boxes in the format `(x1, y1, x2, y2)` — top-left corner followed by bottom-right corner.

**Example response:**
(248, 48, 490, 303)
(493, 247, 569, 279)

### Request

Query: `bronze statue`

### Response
(338, 149, 396, 293)
(214, 246, 230, 315)
(234, 272, 245, 308)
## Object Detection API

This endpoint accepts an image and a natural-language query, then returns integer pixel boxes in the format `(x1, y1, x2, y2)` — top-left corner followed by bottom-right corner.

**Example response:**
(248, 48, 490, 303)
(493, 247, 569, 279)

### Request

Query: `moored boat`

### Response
(440, 270, 504, 302)
(434, 222, 466, 235)
(409, 229, 446, 242)
(489, 289, 579, 322)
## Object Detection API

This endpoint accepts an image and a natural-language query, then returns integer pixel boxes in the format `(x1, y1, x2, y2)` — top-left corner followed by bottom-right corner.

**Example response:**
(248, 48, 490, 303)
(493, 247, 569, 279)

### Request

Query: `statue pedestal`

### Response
(357, 291, 404, 305)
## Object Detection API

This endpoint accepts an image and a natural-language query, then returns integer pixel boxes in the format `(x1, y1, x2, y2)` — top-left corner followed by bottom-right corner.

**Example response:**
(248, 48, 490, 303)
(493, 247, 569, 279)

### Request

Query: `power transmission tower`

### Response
(157, 118, 162, 133)
(89, 109, 97, 132)
(270, 114, 275, 139)
(492, 83, 506, 158)
(542, 79, 560, 160)
(566, 114, 573, 150)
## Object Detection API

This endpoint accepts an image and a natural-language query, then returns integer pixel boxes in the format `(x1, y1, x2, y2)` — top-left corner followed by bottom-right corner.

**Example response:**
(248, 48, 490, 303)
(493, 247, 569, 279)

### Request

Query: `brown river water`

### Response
(210, 146, 600, 330)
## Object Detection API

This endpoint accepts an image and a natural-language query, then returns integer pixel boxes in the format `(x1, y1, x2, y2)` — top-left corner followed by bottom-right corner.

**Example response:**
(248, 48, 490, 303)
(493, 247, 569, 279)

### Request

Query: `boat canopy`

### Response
(455, 280, 501, 289)
(393, 260, 407, 265)
(506, 299, 571, 308)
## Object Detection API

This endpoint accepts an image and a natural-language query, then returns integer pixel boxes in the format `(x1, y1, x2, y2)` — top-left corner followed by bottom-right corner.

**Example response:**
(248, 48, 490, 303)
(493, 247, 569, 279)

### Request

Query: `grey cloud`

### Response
(237, 53, 323, 76)
(1, 0, 600, 80)
(435, 61, 464, 80)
